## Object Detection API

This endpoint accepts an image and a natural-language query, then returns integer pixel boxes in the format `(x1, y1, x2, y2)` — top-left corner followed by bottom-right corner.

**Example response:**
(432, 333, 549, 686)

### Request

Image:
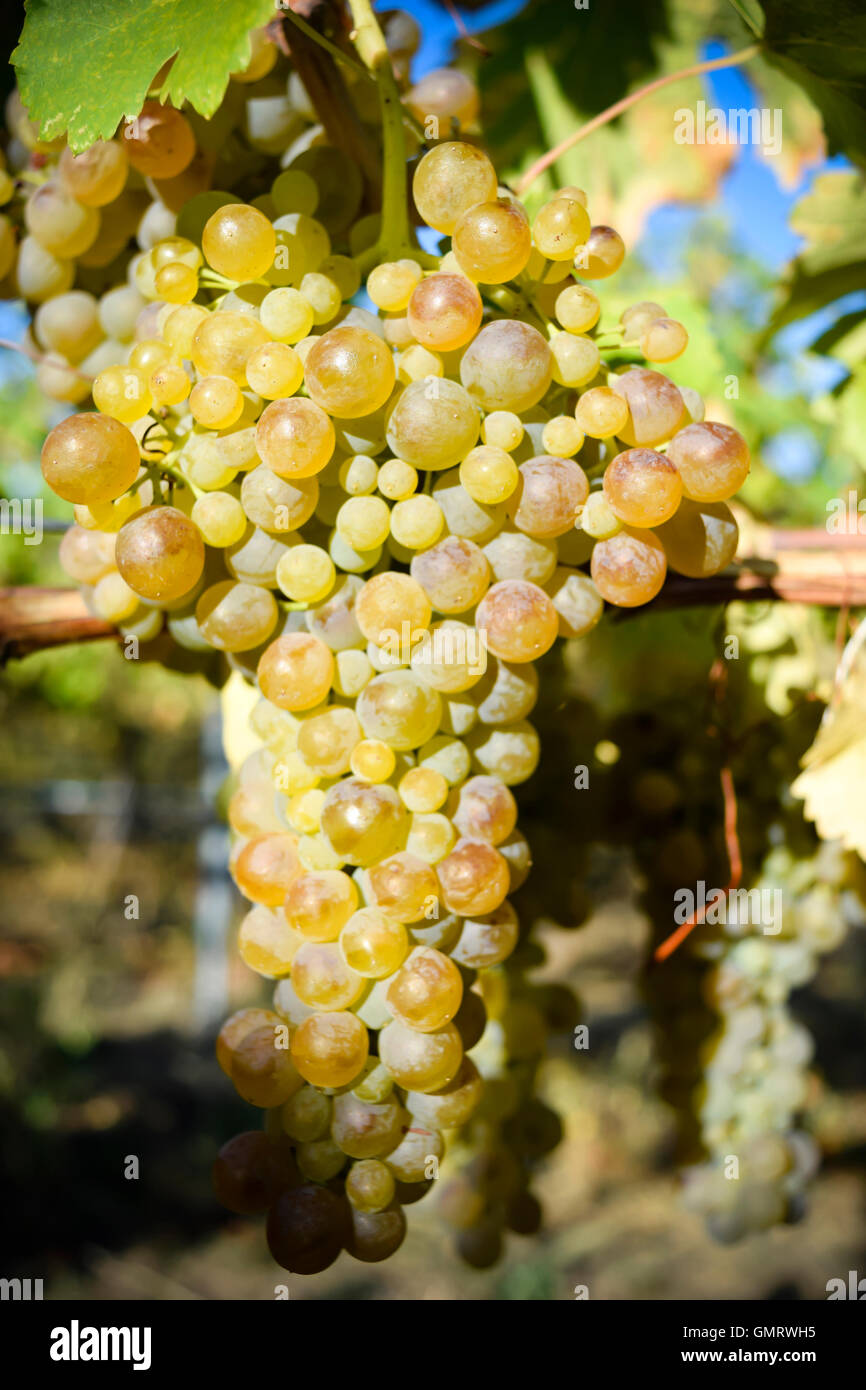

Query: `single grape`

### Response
(546, 567, 604, 638)
(654, 498, 739, 577)
(191, 310, 269, 385)
(386, 377, 480, 472)
(590, 526, 667, 606)
(437, 837, 510, 915)
(469, 656, 538, 725)
(549, 332, 600, 388)
(640, 317, 689, 362)
(603, 447, 684, 527)
(196, 580, 278, 652)
(238, 904, 305, 978)
(266, 1183, 350, 1275)
(453, 200, 532, 284)
(245, 342, 304, 399)
(305, 326, 396, 418)
(579, 225, 625, 278)
(58, 139, 128, 207)
(410, 536, 490, 614)
(508, 455, 589, 538)
(320, 777, 407, 866)
(665, 422, 750, 502)
(233, 832, 301, 907)
(189, 374, 243, 429)
(25, 180, 100, 258)
(620, 301, 667, 342)
(122, 102, 196, 179)
(191, 492, 247, 548)
(356, 670, 442, 751)
(460, 320, 552, 414)
(41, 412, 140, 504)
(541, 415, 585, 458)
(575, 386, 630, 439)
(290, 1011, 370, 1089)
(451, 902, 519, 968)
(389, 494, 444, 550)
(350, 739, 397, 783)
(231, 1024, 303, 1107)
(611, 368, 683, 448)
(405, 1057, 484, 1128)
(346, 1159, 396, 1213)
(115, 506, 205, 601)
(407, 273, 483, 351)
(412, 143, 497, 234)
(355, 572, 431, 646)
(475, 579, 558, 662)
(533, 196, 591, 260)
(555, 284, 601, 333)
(212, 1131, 297, 1216)
(258, 632, 334, 711)
(378, 1016, 463, 1093)
(406, 67, 479, 128)
(256, 397, 335, 480)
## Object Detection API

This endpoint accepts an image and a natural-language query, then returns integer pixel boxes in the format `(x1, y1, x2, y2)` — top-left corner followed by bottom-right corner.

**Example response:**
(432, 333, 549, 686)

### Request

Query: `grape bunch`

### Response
(9, 0, 757, 1276)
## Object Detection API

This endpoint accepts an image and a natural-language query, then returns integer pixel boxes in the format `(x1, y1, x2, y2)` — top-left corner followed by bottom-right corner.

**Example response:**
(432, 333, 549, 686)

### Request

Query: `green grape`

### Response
(412, 142, 497, 234)
(386, 379, 480, 471)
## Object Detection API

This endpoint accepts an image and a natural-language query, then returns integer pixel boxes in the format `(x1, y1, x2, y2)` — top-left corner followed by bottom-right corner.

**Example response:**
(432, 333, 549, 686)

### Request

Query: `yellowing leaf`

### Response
(792, 617, 866, 857)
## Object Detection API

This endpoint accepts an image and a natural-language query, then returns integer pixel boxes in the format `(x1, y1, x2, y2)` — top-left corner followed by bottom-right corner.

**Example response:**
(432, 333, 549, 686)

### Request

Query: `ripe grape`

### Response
(611, 368, 683, 448)
(469, 656, 538, 725)
(122, 102, 196, 179)
(464, 720, 540, 785)
(305, 326, 396, 418)
(41, 413, 140, 505)
(546, 568, 604, 638)
(320, 777, 407, 865)
(238, 903, 306, 978)
(255, 397, 335, 480)
(453, 199, 532, 284)
(460, 320, 552, 414)
(367, 852, 439, 925)
(115, 506, 205, 601)
(292, 941, 365, 1010)
(555, 284, 601, 333)
(340, 908, 409, 978)
(231, 1024, 303, 1107)
(356, 670, 441, 751)
(407, 273, 483, 351)
(258, 632, 335, 711)
(398, 767, 449, 814)
(297, 706, 361, 777)
(475, 579, 558, 662)
(549, 332, 600, 388)
(25, 180, 100, 258)
(58, 139, 128, 207)
(212, 1131, 297, 1215)
(641, 317, 689, 362)
(410, 536, 490, 614)
(508, 456, 589, 538)
(412, 143, 497, 235)
(386, 945, 463, 1032)
(405, 1057, 484, 1129)
(590, 526, 667, 606)
(575, 386, 629, 439)
(666, 422, 750, 502)
(196, 580, 278, 651)
(291, 1010, 370, 1089)
(482, 411, 524, 452)
(580, 225, 625, 278)
(654, 498, 739, 577)
(267, 1183, 350, 1274)
(603, 447, 684, 527)
(378, 1018, 463, 1093)
(350, 739, 397, 783)
(533, 196, 591, 260)
(386, 377, 480, 472)
(437, 837, 510, 915)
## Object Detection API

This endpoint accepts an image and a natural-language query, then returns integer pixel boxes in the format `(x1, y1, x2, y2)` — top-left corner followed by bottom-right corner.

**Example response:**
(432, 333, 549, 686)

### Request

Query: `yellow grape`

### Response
(410, 535, 490, 614)
(602, 447, 683, 528)
(92, 364, 151, 423)
(189, 375, 243, 429)
(554, 284, 601, 333)
(191, 492, 247, 547)
(255, 397, 335, 479)
(580, 491, 622, 540)
(196, 580, 278, 651)
(292, 941, 365, 1010)
(305, 326, 396, 418)
(378, 459, 418, 501)
(398, 767, 449, 814)
(579, 225, 625, 278)
(508, 456, 589, 538)
(320, 778, 407, 866)
(459, 445, 519, 504)
(41, 412, 140, 504)
(350, 739, 397, 783)
(386, 945, 463, 1032)
(356, 671, 442, 751)
(460, 320, 552, 413)
(532, 196, 591, 260)
(549, 332, 600, 389)
(216, 1005, 282, 1076)
(475, 579, 559, 662)
(257, 633, 335, 711)
(640, 317, 689, 362)
(389, 494, 444, 550)
(58, 139, 128, 207)
(115, 505, 205, 601)
(233, 832, 301, 907)
(297, 706, 361, 777)
(590, 526, 667, 606)
(331, 1092, 406, 1160)
(245, 342, 304, 399)
(385, 378, 480, 472)
(654, 498, 739, 578)
(285, 869, 359, 942)
(450, 903, 519, 969)
(411, 142, 498, 234)
(611, 368, 684, 448)
(340, 908, 409, 979)
(452, 199, 532, 284)
(122, 102, 196, 179)
(275, 544, 335, 603)
(191, 311, 269, 385)
(367, 852, 439, 925)
(437, 837, 510, 915)
(367, 259, 423, 312)
(378, 1018, 463, 1093)
(355, 572, 431, 645)
(346, 1159, 396, 1213)
(665, 422, 750, 502)
(407, 273, 483, 351)
(231, 1025, 303, 1108)
(406, 68, 479, 130)
(202, 203, 276, 281)
(238, 904, 305, 978)
(155, 262, 198, 303)
(291, 1011, 370, 1089)
(452, 775, 517, 845)
(261, 287, 316, 343)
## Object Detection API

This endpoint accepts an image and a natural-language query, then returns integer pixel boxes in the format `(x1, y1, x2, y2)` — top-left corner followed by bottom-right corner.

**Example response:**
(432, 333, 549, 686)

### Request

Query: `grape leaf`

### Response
(792, 616, 866, 858)
(13, 0, 278, 152)
(759, 0, 866, 166)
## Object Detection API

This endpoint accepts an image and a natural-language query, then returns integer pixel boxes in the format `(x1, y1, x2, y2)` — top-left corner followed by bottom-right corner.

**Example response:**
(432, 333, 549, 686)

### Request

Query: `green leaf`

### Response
(759, 0, 866, 165)
(13, 0, 277, 152)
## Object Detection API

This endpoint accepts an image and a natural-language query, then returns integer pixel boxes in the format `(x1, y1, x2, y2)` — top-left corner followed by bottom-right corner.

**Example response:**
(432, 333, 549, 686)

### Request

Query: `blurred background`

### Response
(1, 0, 865, 1299)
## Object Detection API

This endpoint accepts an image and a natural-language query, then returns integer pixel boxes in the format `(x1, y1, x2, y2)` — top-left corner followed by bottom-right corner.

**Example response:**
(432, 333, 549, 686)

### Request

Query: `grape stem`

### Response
(516, 44, 761, 195)
(347, 0, 410, 263)
(0, 336, 94, 381)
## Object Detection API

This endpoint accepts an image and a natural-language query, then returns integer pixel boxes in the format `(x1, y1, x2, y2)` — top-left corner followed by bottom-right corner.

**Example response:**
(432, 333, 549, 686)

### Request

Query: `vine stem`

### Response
(0, 337, 94, 381)
(515, 44, 761, 196)
(347, 0, 410, 262)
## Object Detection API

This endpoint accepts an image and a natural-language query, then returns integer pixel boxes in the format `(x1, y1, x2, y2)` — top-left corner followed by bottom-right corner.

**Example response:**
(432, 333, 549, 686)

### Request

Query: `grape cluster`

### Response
(679, 846, 850, 1242)
(10, 2, 756, 1275)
